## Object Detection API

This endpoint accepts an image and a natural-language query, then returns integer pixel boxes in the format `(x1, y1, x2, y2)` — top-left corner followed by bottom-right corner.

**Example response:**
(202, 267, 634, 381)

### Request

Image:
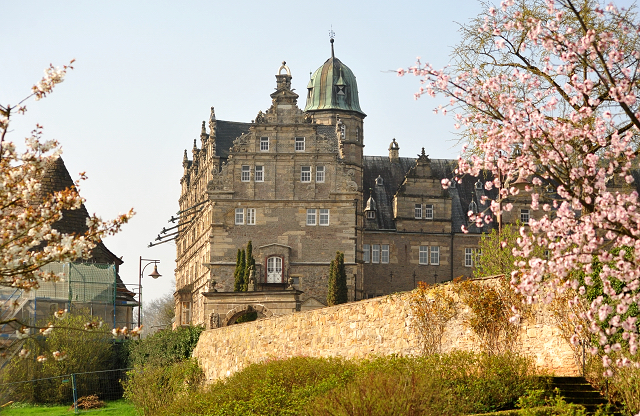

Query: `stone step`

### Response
(549, 376, 621, 415)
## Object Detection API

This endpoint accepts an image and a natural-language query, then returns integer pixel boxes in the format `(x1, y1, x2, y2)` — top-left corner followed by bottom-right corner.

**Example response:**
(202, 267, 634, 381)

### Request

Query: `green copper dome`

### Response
(304, 40, 365, 116)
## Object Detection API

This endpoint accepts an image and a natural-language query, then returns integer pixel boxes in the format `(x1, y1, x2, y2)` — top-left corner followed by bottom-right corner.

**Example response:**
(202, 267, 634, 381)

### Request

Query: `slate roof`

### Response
(362, 156, 498, 234)
(317, 125, 338, 140)
(214, 121, 337, 158)
(214, 120, 252, 159)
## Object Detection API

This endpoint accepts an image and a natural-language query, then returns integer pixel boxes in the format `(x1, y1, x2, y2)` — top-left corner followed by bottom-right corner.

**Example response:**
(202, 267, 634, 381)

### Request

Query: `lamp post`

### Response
(138, 256, 161, 328)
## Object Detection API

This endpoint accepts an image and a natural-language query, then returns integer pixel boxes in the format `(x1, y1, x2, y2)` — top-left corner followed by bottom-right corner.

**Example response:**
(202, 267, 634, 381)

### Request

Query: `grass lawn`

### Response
(0, 400, 136, 415)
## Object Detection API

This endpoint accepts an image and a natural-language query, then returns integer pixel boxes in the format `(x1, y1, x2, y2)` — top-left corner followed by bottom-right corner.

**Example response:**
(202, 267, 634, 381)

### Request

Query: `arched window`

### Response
(266, 256, 283, 283)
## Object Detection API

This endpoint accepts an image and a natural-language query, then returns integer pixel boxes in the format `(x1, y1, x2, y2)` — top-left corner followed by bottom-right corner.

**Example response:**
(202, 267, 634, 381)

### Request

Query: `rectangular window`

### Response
(419, 246, 429, 265)
(430, 246, 440, 266)
(181, 302, 191, 325)
(247, 208, 256, 225)
(475, 248, 482, 264)
(319, 209, 330, 225)
(295, 137, 305, 151)
(306, 209, 317, 225)
(235, 208, 244, 225)
(363, 244, 370, 263)
(301, 166, 311, 182)
(372, 245, 380, 263)
(381, 244, 389, 264)
(465, 247, 473, 267)
(520, 209, 530, 225)
(260, 137, 269, 151)
(255, 165, 264, 182)
(241, 165, 250, 182)
(425, 204, 434, 219)
(414, 204, 422, 219)
(316, 166, 325, 183)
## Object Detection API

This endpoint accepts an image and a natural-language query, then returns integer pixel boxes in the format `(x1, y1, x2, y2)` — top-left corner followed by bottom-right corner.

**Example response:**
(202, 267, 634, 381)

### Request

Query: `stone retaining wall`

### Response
(193, 281, 579, 382)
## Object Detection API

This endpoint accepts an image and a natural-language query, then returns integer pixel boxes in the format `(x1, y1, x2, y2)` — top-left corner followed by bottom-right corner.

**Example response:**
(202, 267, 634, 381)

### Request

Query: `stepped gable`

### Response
(451, 170, 497, 234)
(362, 155, 498, 233)
(363, 156, 416, 230)
(213, 120, 251, 159)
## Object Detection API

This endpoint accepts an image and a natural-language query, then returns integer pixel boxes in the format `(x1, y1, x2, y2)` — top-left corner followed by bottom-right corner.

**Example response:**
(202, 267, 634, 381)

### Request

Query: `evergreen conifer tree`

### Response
(335, 251, 348, 304)
(326, 257, 337, 306)
(243, 240, 255, 291)
(233, 249, 243, 292)
(327, 251, 348, 306)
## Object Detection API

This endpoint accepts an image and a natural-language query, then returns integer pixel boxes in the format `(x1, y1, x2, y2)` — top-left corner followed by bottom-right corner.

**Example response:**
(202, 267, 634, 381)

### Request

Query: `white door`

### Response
(267, 257, 282, 283)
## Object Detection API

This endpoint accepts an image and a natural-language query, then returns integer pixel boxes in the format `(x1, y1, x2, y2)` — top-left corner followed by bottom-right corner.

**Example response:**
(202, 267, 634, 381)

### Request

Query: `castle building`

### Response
(175, 41, 500, 327)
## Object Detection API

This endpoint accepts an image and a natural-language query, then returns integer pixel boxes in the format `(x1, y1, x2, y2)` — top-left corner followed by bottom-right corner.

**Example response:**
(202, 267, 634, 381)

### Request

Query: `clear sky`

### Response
(2, 0, 633, 304)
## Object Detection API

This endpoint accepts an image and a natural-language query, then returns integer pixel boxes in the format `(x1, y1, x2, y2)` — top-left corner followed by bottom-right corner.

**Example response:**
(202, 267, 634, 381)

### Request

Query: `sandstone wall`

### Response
(193, 282, 579, 382)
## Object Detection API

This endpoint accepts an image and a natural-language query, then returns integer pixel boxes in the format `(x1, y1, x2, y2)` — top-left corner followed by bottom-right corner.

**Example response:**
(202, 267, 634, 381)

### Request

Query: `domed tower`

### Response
(305, 38, 366, 171)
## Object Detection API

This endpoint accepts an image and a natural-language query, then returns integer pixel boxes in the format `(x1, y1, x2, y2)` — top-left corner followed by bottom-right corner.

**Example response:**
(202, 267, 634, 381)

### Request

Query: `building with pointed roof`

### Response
(175, 41, 507, 328)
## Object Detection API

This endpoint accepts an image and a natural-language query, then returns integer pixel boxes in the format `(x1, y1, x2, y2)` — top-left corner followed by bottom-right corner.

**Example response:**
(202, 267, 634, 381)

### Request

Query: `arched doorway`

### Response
(222, 304, 272, 326)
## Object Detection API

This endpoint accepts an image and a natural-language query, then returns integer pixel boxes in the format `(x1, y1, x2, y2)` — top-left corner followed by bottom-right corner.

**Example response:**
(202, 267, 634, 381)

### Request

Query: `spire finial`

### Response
(329, 27, 335, 58)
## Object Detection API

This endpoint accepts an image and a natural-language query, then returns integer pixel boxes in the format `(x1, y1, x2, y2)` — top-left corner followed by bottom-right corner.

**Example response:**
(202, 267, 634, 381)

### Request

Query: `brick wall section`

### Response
(193, 279, 579, 382)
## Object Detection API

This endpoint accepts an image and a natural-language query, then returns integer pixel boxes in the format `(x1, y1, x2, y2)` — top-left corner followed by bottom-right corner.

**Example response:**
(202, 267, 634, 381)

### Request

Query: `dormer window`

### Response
(375, 175, 384, 186)
(337, 85, 345, 95)
(365, 192, 377, 219)
(475, 180, 483, 190)
(469, 200, 478, 214)
(450, 179, 456, 189)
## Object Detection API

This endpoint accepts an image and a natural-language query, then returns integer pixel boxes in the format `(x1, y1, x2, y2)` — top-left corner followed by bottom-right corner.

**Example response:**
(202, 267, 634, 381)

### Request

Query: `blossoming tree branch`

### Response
(400, 0, 639, 375)
(0, 61, 135, 360)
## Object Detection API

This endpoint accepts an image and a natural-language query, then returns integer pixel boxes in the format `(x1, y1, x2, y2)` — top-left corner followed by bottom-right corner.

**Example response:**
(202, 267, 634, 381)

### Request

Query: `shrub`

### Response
(126, 325, 203, 368)
(123, 359, 203, 416)
(409, 282, 457, 354)
(517, 388, 588, 416)
(150, 356, 356, 416)
(0, 312, 115, 404)
(124, 352, 543, 416)
(307, 352, 542, 416)
(452, 279, 522, 354)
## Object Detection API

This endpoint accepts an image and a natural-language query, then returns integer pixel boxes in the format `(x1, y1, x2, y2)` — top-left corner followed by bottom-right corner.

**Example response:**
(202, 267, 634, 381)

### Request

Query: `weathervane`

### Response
(329, 26, 336, 58)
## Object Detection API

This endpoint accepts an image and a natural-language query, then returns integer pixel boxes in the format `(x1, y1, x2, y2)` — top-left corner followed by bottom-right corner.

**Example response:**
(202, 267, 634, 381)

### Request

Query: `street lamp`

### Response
(139, 256, 161, 328)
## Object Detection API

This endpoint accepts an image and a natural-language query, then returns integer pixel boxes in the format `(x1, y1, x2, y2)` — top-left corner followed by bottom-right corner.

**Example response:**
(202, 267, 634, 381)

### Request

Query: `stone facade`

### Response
(192, 278, 579, 382)
(176, 44, 502, 327)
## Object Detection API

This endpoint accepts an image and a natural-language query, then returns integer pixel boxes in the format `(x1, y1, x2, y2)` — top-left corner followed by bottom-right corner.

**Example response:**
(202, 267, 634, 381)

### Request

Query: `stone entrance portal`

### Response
(202, 289, 303, 329)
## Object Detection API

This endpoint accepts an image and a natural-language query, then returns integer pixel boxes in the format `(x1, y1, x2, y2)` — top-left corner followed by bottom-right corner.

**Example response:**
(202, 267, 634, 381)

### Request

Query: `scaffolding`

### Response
(0, 262, 136, 332)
